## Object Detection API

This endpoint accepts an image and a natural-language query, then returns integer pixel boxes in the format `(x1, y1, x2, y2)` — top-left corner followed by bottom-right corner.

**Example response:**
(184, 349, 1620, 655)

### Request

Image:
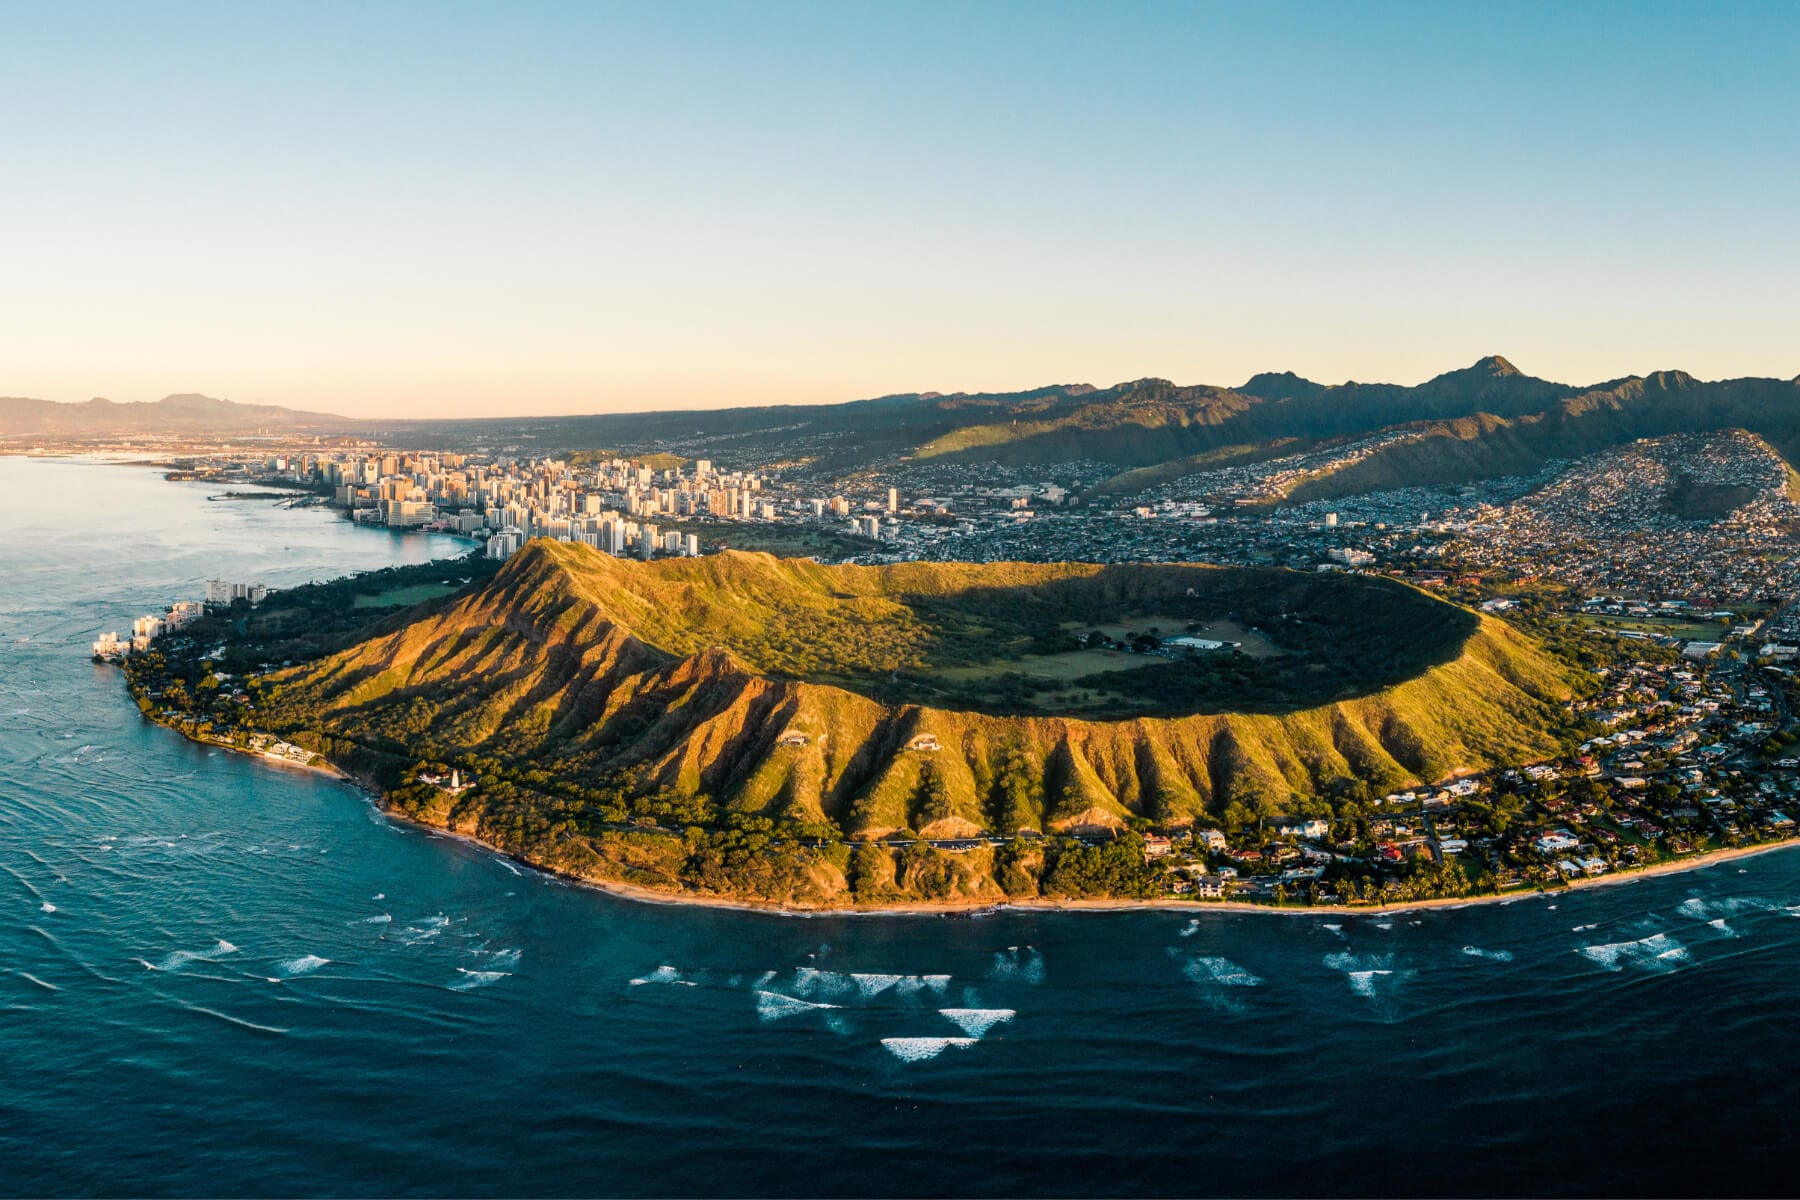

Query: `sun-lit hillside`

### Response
(256, 542, 1580, 905)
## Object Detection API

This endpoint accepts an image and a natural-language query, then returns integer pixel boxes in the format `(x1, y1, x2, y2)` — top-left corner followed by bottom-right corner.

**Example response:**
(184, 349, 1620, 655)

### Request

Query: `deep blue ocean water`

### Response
(4, 456, 1800, 1197)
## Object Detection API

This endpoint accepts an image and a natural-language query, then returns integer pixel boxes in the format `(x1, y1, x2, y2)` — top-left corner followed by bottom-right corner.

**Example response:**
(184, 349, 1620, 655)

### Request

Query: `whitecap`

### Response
(629, 964, 683, 987)
(1178, 918, 1201, 939)
(1577, 932, 1691, 973)
(351, 913, 392, 925)
(450, 969, 509, 990)
(485, 948, 522, 969)
(1184, 955, 1262, 988)
(791, 966, 856, 999)
(39, 902, 56, 913)
(754, 990, 839, 1022)
(149, 939, 239, 972)
(1323, 951, 1405, 997)
(277, 954, 329, 976)
(850, 972, 904, 998)
(881, 1036, 978, 1063)
(1707, 918, 1737, 938)
(938, 1008, 1016, 1037)
(988, 946, 1045, 984)
(1461, 946, 1514, 963)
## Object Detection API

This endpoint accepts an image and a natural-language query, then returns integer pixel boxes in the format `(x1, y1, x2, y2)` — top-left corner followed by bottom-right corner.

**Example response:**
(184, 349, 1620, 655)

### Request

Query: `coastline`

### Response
(152, 713, 1800, 921)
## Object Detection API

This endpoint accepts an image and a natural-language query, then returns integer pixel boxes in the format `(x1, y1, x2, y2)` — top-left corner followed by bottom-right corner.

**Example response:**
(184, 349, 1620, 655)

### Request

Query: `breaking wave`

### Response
(1577, 932, 1691, 972)
(276, 954, 329, 976)
(881, 1037, 978, 1063)
(1182, 956, 1262, 988)
(1323, 951, 1403, 998)
(629, 964, 688, 987)
(988, 946, 1045, 985)
(937, 1008, 1016, 1037)
(450, 969, 509, 990)
(1461, 946, 1514, 962)
(145, 939, 239, 972)
(754, 990, 839, 1022)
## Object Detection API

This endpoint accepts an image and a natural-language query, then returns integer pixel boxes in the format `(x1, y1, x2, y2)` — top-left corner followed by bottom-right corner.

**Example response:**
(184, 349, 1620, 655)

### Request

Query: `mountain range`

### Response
(13, 359, 1800, 508)
(391, 356, 1800, 498)
(0, 393, 353, 437)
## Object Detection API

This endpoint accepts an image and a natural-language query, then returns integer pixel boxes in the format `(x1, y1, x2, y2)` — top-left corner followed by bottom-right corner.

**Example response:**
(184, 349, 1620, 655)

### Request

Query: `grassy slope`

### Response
(271, 543, 1577, 846)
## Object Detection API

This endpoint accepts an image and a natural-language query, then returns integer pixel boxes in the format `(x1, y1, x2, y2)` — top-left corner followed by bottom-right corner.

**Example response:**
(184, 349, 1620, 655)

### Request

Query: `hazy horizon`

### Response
(7, 2, 1798, 418)
(11, 350, 1800, 424)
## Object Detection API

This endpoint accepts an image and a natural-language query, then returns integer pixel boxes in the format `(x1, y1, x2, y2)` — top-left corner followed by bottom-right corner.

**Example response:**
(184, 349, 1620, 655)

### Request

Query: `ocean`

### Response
(2, 455, 1796, 1197)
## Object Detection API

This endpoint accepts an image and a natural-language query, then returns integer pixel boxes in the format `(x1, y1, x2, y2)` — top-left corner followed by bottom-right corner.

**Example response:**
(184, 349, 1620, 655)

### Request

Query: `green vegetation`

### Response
(565, 448, 688, 471)
(125, 541, 1582, 909)
(661, 518, 876, 560)
(1570, 613, 1728, 643)
(352, 581, 463, 608)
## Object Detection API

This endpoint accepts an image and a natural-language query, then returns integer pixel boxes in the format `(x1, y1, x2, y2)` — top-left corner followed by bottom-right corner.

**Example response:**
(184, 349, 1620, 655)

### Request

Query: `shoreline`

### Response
(157, 715, 1800, 921)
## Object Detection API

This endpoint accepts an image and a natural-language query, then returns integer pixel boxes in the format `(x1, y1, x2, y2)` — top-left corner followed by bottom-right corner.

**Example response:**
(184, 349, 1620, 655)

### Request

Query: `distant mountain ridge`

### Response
(382, 355, 1797, 493)
(0, 393, 354, 436)
(15, 359, 1800, 504)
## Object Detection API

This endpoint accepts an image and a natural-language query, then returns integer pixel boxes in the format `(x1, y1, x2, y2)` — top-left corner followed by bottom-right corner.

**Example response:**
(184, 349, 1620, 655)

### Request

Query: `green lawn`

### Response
(1571, 614, 1728, 642)
(352, 582, 461, 609)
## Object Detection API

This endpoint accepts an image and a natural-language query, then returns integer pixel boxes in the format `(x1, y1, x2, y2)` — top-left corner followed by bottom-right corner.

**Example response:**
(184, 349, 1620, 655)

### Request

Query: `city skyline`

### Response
(7, 1, 1799, 417)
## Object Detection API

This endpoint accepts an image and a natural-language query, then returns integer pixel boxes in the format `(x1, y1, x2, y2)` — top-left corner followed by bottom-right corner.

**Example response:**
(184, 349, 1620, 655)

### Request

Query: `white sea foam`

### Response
(988, 946, 1045, 984)
(629, 964, 683, 986)
(1461, 946, 1514, 962)
(450, 969, 509, 990)
(1571, 923, 1598, 933)
(1679, 895, 1775, 921)
(938, 1008, 1016, 1037)
(149, 939, 239, 972)
(881, 1036, 978, 1063)
(277, 954, 329, 976)
(751, 969, 777, 989)
(352, 913, 393, 925)
(1323, 951, 1403, 997)
(1322, 923, 1345, 938)
(1182, 955, 1262, 988)
(485, 948, 522, 969)
(754, 990, 839, 1022)
(851, 972, 904, 997)
(39, 902, 56, 913)
(790, 966, 855, 999)
(1577, 932, 1691, 972)
(1707, 918, 1737, 937)
(1178, 918, 1201, 939)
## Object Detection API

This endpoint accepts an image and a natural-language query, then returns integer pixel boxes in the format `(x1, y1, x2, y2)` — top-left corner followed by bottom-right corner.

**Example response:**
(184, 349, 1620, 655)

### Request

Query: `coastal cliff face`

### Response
(263, 542, 1575, 905)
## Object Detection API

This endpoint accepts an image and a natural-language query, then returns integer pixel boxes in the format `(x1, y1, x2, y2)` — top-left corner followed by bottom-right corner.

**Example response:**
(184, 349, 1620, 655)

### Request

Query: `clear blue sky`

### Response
(4, 1, 1795, 416)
